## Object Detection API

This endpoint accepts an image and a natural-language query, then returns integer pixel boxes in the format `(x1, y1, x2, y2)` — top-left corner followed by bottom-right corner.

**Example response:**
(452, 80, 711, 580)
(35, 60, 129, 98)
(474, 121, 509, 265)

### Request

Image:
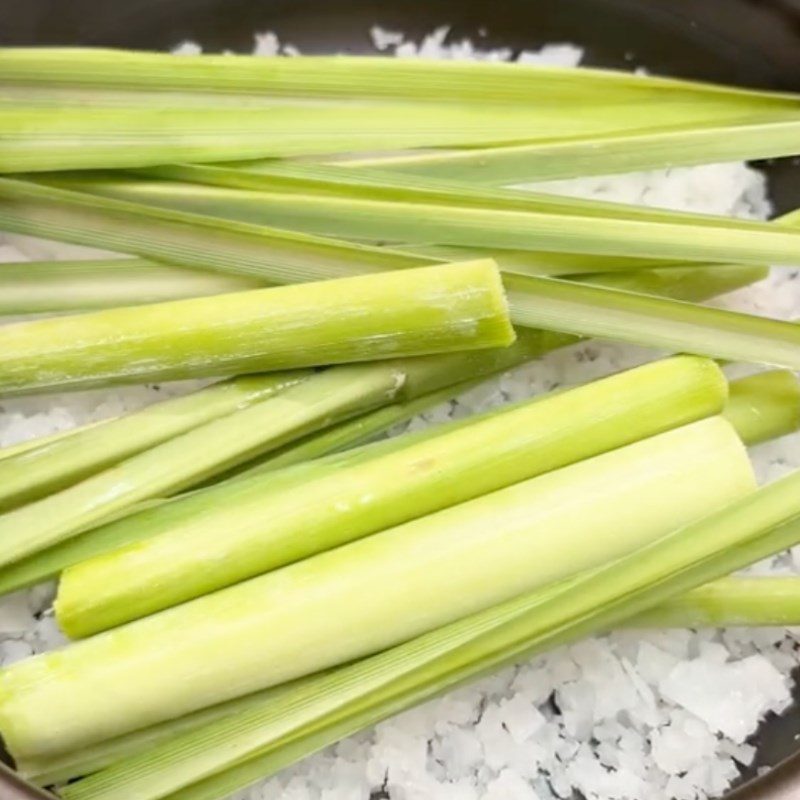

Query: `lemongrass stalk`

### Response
(0, 363, 411, 569)
(0, 263, 765, 597)
(0, 177, 429, 283)
(61, 454, 800, 800)
(3, 49, 798, 107)
(1, 180, 796, 368)
(723, 370, 800, 446)
(504, 273, 800, 370)
(55, 356, 728, 638)
(151, 159, 791, 234)
(336, 118, 800, 184)
(0, 258, 258, 314)
(27, 569, 800, 788)
(0, 417, 753, 763)
(0, 103, 598, 173)
(629, 577, 800, 628)
(0, 372, 307, 513)
(42, 168, 800, 269)
(0, 261, 513, 396)
(3, 177, 800, 291)
(0, 262, 767, 596)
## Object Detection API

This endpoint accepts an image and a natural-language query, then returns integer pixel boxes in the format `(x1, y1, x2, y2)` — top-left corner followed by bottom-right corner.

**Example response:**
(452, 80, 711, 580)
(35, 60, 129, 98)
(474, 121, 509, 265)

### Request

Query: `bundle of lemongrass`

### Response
(1, 48, 800, 800)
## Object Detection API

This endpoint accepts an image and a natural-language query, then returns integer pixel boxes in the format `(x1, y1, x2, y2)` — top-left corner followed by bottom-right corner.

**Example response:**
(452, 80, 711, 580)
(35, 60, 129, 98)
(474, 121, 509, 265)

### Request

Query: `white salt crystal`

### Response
(484, 769, 540, 800)
(660, 654, 790, 741)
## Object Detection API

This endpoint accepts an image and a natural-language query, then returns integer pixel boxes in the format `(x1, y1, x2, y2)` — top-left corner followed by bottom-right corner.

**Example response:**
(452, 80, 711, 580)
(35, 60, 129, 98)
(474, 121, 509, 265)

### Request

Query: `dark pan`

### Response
(0, 1, 798, 798)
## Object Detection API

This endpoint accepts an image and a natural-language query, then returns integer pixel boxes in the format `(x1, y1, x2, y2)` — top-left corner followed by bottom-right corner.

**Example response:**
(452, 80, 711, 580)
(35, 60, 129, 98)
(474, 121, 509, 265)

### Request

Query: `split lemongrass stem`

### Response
(0, 372, 307, 513)
(505, 274, 800, 370)
(336, 118, 800, 184)
(54, 356, 729, 638)
(0, 261, 513, 396)
(0, 104, 595, 173)
(723, 370, 800, 446)
(0, 363, 407, 569)
(0, 418, 754, 763)
(0, 258, 260, 314)
(153, 159, 792, 234)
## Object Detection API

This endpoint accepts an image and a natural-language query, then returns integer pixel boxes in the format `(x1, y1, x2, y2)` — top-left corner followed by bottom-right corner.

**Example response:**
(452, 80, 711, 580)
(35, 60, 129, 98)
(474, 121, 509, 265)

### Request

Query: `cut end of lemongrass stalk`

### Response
(724, 370, 800, 446)
(0, 260, 514, 397)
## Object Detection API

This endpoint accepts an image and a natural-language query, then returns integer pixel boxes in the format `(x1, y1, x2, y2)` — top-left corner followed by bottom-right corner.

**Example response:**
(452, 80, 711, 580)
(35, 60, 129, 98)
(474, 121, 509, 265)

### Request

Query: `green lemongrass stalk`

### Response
(0, 264, 765, 598)
(629, 577, 800, 628)
(723, 370, 800, 446)
(23, 571, 800, 788)
(3, 49, 799, 107)
(504, 273, 800, 370)
(0, 363, 410, 569)
(3, 177, 800, 289)
(0, 372, 308, 512)
(0, 104, 600, 173)
(55, 356, 728, 638)
(58, 455, 800, 800)
(42, 166, 800, 270)
(335, 118, 800, 184)
(0, 261, 513, 396)
(0, 418, 754, 763)
(0, 258, 258, 314)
